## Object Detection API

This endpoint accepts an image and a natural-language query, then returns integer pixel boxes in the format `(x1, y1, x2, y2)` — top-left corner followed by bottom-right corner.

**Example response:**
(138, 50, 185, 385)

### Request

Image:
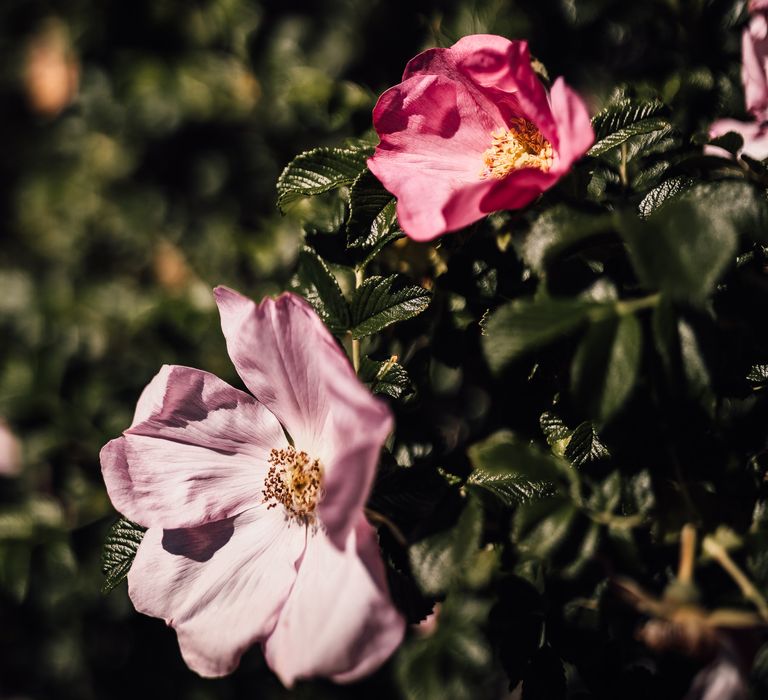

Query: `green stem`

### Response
(615, 292, 661, 316)
(703, 535, 768, 621)
(619, 142, 629, 188)
(351, 267, 365, 374)
(364, 507, 407, 547)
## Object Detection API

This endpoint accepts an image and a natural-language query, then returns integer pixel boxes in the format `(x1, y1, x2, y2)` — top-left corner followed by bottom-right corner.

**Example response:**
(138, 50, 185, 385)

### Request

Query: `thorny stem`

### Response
(702, 535, 768, 621)
(351, 267, 365, 374)
(365, 507, 407, 547)
(619, 142, 629, 188)
(677, 523, 696, 585)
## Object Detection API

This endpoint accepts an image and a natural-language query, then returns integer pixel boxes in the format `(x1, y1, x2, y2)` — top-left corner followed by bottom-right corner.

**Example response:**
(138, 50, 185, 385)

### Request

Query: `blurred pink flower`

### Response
(708, 4, 768, 158)
(0, 421, 21, 477)
(368, 34, 594, 241)
(100, 288, 404, 686)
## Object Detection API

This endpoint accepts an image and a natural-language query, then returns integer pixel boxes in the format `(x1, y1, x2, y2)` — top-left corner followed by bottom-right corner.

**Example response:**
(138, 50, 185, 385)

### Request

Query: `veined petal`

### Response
(263, 517, 405, 687)
(369, 73, 504, 240)
(548, 77, 595, 172)
(128, 507, 306, 678)
(214, 287, 389, 454)
(403, 35, 558, 144)
(316, 382, 393, 546)
(101, 365, 286, 529)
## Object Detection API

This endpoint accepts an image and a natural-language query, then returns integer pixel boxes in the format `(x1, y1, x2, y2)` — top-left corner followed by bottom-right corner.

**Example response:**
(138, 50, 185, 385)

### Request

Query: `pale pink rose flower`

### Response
(707, 3, 768, 159)
(368, 34, 594, 242)
(743, 9, 768, 120)
(0, 421, 21, 477)
(100, 288, 405, 686)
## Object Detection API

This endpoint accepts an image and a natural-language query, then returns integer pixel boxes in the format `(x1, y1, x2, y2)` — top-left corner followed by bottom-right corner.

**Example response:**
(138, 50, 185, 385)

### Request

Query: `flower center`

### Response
(481, 118, 553, 179)
(262, 446, 323, 524)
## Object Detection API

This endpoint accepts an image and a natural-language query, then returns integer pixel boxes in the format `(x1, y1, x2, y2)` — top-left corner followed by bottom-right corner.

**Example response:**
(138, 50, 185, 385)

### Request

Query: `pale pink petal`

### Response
(752, 1, 768, 12)
(316, 382, 393, 546)
(263, 517, 405, 687)
(101, 365, 286, 529)
(707, 118, 768, 160)
(0, 421, 21, 477)
(743, 13, 768, 120)
(214, 287, 389, 451)
(128, 507, 306, 678)
(548, 77, 595, 172)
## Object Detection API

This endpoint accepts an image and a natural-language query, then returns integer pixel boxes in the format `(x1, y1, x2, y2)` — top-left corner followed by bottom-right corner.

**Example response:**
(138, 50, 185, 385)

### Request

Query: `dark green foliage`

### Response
(5, 0, 768, 698)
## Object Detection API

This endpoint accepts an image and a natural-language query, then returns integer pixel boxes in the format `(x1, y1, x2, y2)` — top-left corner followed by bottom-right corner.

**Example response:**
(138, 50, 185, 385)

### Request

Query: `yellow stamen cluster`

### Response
(481, 118, 553, 179)
(263, 446, 323, 524)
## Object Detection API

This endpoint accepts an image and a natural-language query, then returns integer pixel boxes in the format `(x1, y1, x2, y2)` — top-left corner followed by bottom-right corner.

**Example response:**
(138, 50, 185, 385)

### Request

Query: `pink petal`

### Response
(263, 517, 405, 687)
(128, 506, 306, 678)
(403, 35, 558, 144)
(215, 287, 393, 545)
(316, 381, 393, 547)
(101, 365, 286, 529)
(752, 1, 768, 12)
(548, 77, 595, 172)
(743, 13, 768, 120)
(707, 118, 768, 160)
(369, 73, 500, 240)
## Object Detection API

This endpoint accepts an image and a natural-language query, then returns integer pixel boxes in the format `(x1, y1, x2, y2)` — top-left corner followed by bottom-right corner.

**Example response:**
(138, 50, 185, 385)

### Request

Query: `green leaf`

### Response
(276, 145, 371, 211)
(652, 300, 714, 409)
(408, 496, 483, 595)
(618, 195, 737, 302)
(482, 298, 599, 373)
(467, 431, 566, 506)
(748, 364, 768, 383)
(358, 355, 413, 399)
(564, 421, 610, 467)
(396, 591, 493, 700)
(539, 412, 571, 447)
(518, 205, 615, 275)
(513, 496, 580, 560)
(591, 98, 667, 141)
(346, 169, 398, 249)
(101, 518, 146, 594)
(588, 117, 672, 157)
(637, 176, 694, 219)
(350, 274, 430, 339)
(291, 246, 350, 334)
(571, 313, 643, 423)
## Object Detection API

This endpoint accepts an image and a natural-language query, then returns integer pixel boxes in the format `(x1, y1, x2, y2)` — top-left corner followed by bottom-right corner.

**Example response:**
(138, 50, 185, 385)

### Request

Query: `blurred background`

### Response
(0, 0, 748, 697)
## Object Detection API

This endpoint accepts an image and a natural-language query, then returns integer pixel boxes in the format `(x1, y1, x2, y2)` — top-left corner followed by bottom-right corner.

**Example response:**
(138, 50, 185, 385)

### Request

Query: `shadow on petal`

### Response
(162, 517, 236, 562)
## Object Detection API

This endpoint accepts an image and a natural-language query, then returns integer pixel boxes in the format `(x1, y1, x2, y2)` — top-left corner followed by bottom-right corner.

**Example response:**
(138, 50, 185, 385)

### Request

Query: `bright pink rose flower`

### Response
(708, 4, 768, 159)
(368, 34, 594, 242)
(100, 288, 404, 686)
